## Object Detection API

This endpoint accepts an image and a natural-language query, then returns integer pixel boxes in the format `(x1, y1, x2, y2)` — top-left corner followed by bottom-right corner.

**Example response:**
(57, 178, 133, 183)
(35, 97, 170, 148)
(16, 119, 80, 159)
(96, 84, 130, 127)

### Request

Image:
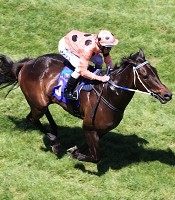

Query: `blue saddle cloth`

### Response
(51, 66, 100, 105)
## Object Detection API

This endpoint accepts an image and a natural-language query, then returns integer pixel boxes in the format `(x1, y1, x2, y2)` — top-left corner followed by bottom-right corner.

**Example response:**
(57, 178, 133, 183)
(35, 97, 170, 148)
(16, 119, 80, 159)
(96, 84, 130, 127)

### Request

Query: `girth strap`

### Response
(92, 86, 123, 112)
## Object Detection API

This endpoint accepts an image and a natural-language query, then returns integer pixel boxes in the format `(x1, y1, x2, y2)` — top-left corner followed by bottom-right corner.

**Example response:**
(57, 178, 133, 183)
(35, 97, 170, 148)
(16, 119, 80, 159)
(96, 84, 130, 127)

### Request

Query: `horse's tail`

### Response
(0, 54, 29, 96)
(0, 54, 17, 86)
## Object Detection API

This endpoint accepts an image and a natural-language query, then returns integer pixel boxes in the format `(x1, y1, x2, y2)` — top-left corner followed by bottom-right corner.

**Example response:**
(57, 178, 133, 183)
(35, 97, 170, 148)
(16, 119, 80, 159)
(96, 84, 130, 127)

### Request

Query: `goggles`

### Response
(102, 46, 112, 50)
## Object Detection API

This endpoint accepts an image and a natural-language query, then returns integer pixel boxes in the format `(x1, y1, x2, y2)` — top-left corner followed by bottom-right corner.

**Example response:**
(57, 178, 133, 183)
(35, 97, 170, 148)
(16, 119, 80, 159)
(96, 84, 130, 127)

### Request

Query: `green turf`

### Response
(0, 0, 175, 199)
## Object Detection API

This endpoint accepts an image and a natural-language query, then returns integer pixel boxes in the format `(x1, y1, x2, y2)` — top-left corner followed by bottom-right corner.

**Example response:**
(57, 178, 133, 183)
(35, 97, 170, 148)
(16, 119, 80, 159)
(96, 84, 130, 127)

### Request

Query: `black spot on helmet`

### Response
(85, 40, 92, 46)
(84, 34, 92, 37)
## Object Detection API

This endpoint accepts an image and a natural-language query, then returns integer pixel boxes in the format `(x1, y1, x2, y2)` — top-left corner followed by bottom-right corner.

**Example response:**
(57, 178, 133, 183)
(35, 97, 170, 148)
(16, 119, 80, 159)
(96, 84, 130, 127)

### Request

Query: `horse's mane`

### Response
(111, 52, 140, 76)
(114, 50, 141, 69)
(120, 53, 137, 66)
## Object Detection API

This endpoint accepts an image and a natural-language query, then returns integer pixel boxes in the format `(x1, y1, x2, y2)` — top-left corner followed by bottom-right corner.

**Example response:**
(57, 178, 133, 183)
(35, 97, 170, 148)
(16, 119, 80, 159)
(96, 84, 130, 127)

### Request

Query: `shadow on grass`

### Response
(8, 115, 175, 176)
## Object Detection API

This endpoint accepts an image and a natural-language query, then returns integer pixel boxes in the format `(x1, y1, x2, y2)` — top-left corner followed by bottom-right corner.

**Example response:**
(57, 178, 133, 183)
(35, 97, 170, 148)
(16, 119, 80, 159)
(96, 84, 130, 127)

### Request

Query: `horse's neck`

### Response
(112, 65, 134, 88)
(105, 66, 135, 110)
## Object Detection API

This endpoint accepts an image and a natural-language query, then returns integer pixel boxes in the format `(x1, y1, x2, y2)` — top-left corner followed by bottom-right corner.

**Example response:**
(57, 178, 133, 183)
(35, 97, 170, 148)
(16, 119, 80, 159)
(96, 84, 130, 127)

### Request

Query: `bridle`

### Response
(92, 61, 154, 114)
(108, 60, 153, 96)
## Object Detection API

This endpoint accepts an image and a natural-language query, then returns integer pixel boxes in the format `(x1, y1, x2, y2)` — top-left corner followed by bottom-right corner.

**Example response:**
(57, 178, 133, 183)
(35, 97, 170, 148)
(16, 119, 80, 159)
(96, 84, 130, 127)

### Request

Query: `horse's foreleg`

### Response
(69, 130, 100, 163)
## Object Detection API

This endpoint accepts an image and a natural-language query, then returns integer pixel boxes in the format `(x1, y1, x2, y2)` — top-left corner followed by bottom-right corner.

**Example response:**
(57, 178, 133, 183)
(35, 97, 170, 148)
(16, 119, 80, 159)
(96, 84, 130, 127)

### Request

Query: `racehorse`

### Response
(0, 49, 172, 163)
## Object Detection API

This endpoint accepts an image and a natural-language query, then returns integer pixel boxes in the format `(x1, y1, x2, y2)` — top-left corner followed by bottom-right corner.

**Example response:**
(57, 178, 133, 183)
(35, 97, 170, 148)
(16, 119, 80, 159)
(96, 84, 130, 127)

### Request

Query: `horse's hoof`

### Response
(67, 146, 78, 154)
(51, 143, 60, 154)
(47, 133, 57, 142)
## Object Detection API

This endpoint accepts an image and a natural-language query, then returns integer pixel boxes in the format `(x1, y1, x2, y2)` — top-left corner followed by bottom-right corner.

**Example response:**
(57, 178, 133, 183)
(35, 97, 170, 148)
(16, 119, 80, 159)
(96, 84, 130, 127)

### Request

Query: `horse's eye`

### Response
(142, 74, 148, 79)
(139, 68, 148, 79)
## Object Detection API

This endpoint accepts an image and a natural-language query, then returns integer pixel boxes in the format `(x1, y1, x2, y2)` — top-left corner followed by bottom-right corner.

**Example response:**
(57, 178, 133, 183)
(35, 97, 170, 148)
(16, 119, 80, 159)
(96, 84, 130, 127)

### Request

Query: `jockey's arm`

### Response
(77, 46, 110, 82)
(79, 68, 109, 82)
(78, 57, 109, 82)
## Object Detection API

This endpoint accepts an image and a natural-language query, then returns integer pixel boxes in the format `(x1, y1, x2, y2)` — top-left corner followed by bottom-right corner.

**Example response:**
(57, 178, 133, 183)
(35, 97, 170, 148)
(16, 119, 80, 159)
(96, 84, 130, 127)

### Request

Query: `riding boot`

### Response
(64, 76, 77, 100)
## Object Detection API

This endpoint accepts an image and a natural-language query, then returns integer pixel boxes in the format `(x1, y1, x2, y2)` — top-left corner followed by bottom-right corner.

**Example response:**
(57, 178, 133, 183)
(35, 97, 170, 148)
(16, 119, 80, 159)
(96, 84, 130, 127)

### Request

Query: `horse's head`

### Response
(111, 49, 172, 104)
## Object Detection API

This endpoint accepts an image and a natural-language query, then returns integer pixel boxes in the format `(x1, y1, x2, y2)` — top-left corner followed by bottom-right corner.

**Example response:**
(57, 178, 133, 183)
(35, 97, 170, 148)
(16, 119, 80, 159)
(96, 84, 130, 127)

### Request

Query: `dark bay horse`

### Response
(0, 49, 172, 163)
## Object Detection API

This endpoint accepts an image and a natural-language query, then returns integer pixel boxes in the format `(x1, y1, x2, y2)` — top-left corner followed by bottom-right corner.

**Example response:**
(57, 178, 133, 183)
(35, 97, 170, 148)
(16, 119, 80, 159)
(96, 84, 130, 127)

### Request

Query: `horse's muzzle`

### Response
(151, 91, 172, 104)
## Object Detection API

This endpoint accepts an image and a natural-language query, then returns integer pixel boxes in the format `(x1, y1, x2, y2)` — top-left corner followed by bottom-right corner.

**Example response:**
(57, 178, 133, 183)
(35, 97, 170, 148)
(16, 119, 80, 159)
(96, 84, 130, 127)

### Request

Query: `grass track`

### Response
(0, 0, 175, 199)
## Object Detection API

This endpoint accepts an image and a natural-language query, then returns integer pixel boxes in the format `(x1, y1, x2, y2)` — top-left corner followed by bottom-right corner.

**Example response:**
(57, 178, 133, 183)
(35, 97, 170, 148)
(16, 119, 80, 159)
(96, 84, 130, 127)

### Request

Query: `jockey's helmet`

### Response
(97, 30, 118, 47)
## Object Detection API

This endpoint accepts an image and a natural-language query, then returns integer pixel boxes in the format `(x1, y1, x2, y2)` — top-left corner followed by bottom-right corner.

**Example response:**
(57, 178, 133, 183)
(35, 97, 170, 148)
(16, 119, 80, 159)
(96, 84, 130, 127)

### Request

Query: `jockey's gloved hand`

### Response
(99, 75, 110, 82)
(110, 66, 114, 71)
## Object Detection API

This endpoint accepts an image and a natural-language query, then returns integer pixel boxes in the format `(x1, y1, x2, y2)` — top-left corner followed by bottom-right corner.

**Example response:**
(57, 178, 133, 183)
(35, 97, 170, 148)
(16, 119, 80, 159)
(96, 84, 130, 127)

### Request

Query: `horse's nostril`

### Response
(164, 92, 172, 100)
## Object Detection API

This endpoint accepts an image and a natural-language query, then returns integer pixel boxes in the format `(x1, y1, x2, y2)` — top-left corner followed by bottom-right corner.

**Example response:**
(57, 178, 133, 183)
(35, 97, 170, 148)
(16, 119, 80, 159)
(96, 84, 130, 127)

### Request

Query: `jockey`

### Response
(58, 29, 118, 100)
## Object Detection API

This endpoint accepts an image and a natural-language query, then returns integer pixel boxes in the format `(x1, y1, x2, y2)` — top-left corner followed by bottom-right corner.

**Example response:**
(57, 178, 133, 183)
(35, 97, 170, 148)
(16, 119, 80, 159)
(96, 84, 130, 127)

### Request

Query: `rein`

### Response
(91, 66, 111, 123)
(108, 61, 152, 96)
(91, 61, 152, 120)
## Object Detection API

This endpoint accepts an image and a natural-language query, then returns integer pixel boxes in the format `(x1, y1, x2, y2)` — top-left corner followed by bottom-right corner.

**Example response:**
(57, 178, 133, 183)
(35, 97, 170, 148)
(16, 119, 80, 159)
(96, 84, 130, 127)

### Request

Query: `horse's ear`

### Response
(138, 48, 145, 59)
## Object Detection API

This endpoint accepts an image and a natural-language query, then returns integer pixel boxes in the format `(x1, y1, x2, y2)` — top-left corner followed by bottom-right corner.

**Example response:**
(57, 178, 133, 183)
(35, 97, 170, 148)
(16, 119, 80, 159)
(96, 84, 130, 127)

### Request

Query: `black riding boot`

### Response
(64, 76, 77, 100)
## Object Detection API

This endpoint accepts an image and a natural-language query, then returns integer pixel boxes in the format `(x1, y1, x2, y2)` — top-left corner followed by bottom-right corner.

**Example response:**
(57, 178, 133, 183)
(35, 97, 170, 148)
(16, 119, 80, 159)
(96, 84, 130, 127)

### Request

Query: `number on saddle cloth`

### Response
(51, 66, 73, 102)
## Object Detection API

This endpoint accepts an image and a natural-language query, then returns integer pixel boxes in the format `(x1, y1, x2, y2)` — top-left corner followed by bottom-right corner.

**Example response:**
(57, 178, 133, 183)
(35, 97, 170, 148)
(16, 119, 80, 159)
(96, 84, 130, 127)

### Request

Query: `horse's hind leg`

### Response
(26, 108, 60, 154)
(45, 109, 58, 135)
(45, 109, 60, 154)
(26, 111, 48, 133)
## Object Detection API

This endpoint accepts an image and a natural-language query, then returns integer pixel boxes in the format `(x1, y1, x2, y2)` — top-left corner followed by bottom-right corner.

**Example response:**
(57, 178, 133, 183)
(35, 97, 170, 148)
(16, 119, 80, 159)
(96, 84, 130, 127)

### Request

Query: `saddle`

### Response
(51, 61, 101, 116)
